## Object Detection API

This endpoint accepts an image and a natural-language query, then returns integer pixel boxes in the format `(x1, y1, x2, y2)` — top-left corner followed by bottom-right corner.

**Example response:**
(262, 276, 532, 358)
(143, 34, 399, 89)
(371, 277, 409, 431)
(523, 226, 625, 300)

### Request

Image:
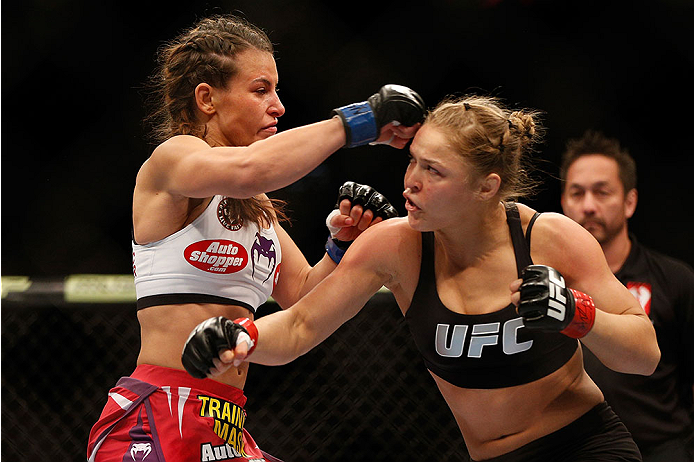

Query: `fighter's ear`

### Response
(476, 173, 501, 201)
(195, 83, 216, 115)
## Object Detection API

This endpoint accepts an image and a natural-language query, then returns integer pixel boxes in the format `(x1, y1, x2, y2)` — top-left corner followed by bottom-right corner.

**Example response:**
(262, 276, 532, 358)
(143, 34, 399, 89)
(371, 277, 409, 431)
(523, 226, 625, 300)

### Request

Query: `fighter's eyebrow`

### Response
(421, 156, 442, 166)
(252, 77, 277, 87)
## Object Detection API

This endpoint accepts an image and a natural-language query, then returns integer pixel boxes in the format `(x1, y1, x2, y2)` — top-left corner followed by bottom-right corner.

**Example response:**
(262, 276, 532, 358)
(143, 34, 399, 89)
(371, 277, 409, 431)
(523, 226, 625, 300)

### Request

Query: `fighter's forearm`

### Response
(580, 309, 659, 375)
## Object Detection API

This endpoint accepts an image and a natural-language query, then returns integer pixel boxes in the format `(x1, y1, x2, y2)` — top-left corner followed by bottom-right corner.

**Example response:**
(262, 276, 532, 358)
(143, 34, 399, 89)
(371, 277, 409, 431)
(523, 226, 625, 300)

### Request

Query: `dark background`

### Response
(3, 0, 694, 275)
(2, 2, 694, 461)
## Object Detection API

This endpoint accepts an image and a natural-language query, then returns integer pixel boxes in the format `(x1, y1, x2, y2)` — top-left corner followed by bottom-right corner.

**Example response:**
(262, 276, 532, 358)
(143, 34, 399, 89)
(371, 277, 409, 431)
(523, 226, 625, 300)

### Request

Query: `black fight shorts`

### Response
(478, 401, 642, 462)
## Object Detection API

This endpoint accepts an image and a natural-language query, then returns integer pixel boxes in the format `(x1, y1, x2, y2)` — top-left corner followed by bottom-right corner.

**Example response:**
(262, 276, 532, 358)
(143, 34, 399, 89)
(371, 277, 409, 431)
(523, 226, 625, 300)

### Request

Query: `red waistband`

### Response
(131, 364, 247, 407)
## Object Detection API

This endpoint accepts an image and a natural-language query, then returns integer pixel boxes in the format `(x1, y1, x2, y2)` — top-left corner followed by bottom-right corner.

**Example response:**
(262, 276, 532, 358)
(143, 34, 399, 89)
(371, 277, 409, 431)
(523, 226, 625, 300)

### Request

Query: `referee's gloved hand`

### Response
(181, 316, 258, 379)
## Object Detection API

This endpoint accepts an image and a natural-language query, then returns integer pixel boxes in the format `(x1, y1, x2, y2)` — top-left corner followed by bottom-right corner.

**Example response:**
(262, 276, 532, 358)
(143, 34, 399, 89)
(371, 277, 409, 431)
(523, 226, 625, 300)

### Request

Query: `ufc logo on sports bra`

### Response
(435, 318, 533, 358)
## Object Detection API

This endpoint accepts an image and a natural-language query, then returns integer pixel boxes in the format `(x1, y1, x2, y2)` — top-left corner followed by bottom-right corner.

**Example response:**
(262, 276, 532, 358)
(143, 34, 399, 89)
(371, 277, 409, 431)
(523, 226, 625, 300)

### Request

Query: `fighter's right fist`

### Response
(332, 84, 425, 148)
(181, 316, 258, 379)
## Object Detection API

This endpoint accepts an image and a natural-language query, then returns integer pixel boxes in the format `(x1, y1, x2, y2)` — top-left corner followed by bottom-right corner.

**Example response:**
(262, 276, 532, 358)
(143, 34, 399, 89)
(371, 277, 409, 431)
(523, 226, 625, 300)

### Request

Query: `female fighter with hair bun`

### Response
(185, 95, 660, 461)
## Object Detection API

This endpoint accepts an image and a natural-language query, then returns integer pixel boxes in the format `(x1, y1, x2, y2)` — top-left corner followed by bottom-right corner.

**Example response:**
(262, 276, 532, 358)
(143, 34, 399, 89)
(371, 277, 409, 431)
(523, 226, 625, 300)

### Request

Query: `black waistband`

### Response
(136, 293, 255, 312)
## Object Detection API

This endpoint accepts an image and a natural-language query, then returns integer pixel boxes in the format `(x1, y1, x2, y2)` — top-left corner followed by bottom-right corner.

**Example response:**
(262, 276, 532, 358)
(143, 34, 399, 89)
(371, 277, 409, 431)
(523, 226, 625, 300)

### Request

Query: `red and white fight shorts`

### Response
(87, 364, 282, 462)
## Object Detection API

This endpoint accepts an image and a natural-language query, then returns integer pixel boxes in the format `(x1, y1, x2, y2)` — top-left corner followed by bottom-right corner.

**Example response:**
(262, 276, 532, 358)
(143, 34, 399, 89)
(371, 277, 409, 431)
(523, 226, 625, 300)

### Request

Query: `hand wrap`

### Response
(332, 84, 425, 147)
(517, 265, 596, 339)
(325, 181, 398, 263)
(181, 316, 258, 379)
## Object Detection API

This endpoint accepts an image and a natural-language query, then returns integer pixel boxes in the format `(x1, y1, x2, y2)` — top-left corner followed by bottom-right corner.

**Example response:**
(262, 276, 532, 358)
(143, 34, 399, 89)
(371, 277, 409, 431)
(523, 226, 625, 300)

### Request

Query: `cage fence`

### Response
(1, 276, 470, 461)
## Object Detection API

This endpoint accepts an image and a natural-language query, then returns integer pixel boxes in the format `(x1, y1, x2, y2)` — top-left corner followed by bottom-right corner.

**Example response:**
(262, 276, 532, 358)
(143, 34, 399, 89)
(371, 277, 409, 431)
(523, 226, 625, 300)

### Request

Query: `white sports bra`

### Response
(132, 196, 282, 312)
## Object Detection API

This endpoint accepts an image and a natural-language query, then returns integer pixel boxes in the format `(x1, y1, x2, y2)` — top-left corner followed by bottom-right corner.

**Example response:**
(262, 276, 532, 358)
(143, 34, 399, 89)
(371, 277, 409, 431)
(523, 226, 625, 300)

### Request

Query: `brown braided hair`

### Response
(425, 95, 544, 201)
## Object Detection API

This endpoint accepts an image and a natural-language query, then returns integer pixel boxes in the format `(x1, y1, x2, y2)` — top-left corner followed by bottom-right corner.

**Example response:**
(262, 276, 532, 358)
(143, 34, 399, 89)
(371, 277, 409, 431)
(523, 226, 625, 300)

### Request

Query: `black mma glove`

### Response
(325, 181, 398, 263)
(332, 84, 425, 147)
(517, 265, 596, 339)
(181, 316, 258, 379)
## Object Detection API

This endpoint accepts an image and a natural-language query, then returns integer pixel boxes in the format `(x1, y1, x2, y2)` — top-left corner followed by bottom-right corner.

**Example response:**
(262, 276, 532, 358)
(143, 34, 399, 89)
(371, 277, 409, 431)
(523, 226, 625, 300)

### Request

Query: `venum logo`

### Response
(130, 442, 152, 461)
(251, 232, 276, 282)
(435, 318, 533, 358)
(184, 240, 248, 274)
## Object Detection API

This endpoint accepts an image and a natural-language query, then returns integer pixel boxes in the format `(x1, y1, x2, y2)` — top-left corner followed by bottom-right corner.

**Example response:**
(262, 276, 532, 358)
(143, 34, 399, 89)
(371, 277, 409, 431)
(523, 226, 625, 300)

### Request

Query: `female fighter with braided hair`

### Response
(184, 95, 660, 461)
(87, 14, 424, 462)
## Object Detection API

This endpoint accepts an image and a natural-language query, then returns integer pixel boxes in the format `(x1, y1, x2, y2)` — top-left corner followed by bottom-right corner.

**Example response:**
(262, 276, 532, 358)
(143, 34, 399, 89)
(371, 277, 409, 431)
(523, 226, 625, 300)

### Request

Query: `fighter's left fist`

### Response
(332, 84, 425, 148)
(325, 181, 397, 263)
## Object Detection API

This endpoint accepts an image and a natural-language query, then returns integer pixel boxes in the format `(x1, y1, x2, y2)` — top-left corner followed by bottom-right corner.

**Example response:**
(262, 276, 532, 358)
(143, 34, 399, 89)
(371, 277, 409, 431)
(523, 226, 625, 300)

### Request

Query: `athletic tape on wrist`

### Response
(232, 317, 258, 354)
(326, 209, 341, 238)
(334, 101, 378, 147)
(325, 236, 346, 264)
(561, 289, 596, 339)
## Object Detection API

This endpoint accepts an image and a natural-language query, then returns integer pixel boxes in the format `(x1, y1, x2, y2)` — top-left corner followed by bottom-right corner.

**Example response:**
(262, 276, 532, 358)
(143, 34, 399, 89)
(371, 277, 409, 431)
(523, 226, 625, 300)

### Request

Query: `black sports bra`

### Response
(404, 203, 577, 389)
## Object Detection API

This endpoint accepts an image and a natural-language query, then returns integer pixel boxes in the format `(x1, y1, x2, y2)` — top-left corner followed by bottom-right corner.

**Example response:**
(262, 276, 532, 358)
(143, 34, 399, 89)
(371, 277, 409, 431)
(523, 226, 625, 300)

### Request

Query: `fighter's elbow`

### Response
(627, 336, 660, 376)
(642, 343, 661, 376)
(640, 321, 661, 375)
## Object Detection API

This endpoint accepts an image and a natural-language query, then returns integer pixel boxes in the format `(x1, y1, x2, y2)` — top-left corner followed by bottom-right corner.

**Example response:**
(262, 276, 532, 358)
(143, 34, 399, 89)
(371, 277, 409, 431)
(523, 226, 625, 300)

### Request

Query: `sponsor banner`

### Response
(185, 240, 249, 274)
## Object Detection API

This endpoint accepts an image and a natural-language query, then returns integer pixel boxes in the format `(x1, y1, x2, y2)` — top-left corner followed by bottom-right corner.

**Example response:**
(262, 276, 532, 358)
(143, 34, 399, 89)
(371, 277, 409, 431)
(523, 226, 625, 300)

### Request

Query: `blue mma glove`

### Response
(332, 84, 425, 147)
(325, 181, 398, 263)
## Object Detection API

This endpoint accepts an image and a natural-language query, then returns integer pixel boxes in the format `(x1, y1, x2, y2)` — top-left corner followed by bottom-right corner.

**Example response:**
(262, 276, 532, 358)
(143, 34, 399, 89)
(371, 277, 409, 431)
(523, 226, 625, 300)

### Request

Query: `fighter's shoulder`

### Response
(149, 135, 207, 162)
(136, 136, 208, 189)
(517, 204, 581, 239)
(342, 218, 417, 285)
(349, 217, 416, 255)
(361, 216, 415, 241)
(518, 204, 602, 261)
(138, 135, 202, 173)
